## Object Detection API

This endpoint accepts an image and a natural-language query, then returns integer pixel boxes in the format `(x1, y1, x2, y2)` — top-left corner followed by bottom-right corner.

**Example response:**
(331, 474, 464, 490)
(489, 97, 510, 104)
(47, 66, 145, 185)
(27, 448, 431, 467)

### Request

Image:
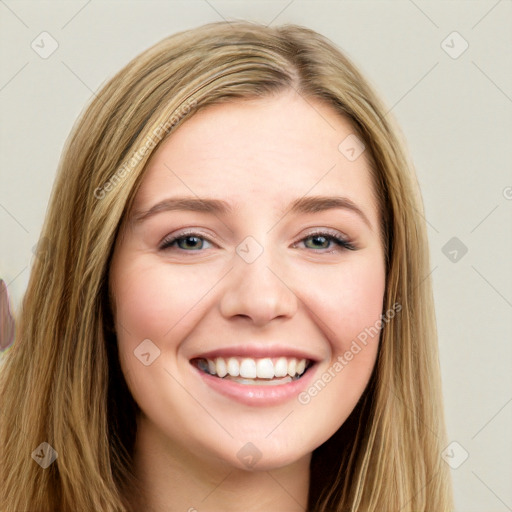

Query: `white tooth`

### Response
(207, 359, 216, 375)
(256, 358, 274, 379)
(274, 357, 288, 377)
(239, 358, 257, 378)
(227, 357, 240, 377)
(296, 359, 306, 375)
(228, 376, 292, 386)
(215, 357, 227, 378)
(287, 358, 297, 377)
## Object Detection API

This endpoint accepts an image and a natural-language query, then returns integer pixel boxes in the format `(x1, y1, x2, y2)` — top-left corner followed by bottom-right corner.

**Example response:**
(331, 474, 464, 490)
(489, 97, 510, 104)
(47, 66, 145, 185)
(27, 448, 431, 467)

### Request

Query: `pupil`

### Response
(180, 236, 202, 250)
(310, 235, 328, 248)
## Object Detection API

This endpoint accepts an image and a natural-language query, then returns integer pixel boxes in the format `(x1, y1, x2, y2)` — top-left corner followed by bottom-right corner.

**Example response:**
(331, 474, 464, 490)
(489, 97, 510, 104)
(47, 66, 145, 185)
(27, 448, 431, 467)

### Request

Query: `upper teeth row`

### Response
(202, 357, 308, 379)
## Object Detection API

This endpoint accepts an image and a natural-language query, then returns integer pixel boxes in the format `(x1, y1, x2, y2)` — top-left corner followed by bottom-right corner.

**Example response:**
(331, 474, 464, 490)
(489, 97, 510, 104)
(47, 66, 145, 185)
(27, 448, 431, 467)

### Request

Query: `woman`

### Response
(0, 21, 454, 511)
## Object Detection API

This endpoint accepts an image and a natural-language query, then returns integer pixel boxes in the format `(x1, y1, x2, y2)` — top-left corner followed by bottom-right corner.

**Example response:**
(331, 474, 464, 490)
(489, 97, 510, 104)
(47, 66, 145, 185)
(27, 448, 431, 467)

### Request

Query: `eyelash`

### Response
(159, 229, 356, 253)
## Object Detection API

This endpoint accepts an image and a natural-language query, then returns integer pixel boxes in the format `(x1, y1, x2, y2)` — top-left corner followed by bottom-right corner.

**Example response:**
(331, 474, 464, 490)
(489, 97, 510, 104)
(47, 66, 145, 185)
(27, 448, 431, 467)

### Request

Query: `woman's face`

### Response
(110, 90, 386, 471)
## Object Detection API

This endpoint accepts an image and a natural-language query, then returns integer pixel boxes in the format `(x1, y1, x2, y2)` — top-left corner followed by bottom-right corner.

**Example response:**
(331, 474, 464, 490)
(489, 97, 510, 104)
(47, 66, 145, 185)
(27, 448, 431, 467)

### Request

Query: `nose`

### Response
(219, 248, 298, 327)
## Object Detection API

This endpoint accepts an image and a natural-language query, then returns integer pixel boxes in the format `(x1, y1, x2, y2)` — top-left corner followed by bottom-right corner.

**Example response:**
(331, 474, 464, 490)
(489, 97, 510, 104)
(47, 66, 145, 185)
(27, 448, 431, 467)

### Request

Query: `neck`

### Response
(127, 416, 311, 512)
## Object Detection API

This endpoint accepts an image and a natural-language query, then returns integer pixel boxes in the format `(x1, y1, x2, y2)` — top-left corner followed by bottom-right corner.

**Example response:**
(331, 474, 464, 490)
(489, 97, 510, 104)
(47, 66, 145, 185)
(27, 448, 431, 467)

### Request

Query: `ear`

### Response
(0, 279, 15, 352)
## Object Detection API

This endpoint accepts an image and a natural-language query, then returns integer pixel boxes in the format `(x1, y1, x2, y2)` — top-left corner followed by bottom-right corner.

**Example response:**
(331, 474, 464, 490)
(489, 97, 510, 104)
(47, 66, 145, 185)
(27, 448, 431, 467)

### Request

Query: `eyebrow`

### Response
(132, 195, 372, 230)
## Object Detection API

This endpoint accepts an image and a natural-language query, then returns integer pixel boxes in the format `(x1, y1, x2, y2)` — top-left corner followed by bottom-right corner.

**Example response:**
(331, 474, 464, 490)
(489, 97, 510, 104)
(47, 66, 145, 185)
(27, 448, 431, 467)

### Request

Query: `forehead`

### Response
(133, 90, 378, 224)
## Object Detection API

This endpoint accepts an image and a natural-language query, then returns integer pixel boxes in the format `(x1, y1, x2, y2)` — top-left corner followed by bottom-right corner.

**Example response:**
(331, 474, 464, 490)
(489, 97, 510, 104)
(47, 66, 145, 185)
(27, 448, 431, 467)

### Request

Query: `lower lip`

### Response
(193, 364, 317, 406)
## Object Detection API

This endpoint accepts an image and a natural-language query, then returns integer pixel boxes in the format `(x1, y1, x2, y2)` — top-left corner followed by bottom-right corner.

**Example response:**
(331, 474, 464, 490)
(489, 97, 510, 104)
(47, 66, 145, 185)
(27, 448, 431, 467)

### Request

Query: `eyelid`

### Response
(295, 227, 352, 243)
(159, 228, 218, 250)
(297, 226, 351, 241)
(293, 228, 356, 251)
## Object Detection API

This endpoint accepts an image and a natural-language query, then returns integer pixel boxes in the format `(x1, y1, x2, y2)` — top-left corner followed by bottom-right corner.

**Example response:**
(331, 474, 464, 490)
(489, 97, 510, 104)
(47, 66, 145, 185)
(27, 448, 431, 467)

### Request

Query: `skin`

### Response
(109, 89, 386, 512)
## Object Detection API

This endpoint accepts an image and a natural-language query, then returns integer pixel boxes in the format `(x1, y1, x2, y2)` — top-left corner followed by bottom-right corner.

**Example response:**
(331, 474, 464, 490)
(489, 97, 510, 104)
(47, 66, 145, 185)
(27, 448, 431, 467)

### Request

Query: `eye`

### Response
(296, 230, 356, 252)
(159, 229, 355, 253)
(159, 231, 213, 251)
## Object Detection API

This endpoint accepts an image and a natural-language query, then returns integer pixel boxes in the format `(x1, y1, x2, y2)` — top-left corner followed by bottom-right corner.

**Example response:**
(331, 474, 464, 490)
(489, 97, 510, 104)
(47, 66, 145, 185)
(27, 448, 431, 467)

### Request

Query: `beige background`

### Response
(1, 1, 511, 510)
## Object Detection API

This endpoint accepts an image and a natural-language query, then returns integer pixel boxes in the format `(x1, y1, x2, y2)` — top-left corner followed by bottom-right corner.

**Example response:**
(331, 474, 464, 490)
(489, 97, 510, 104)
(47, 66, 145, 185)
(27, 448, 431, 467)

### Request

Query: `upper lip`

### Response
(189, 345, 321, 362)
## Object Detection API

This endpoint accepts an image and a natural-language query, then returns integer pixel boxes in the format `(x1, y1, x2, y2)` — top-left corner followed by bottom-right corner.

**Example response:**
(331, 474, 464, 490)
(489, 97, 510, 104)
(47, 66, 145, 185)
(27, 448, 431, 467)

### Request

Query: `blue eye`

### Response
(300, 232, 355, 252)
(159, 230, 355, 253)
(160, 234, 212, 251)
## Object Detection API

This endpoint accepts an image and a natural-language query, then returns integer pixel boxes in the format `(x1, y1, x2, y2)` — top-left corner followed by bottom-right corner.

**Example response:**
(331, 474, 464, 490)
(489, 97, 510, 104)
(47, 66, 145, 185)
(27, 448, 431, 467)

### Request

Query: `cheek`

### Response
(303, 255, 386, 355)
(110, 258, 222, 419)
(294, 255, 385, 436)
(111, 258, 216, 352)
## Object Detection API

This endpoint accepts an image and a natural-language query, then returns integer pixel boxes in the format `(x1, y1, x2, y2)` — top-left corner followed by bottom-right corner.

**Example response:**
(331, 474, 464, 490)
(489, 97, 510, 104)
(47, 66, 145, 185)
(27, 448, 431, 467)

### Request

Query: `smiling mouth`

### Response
(191, 356, 313, 386)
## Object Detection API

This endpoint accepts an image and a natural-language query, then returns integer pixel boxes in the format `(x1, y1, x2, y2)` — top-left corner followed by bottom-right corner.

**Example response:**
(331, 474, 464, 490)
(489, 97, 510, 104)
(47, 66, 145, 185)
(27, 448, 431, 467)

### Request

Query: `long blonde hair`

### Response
(0, 21, 453, 511)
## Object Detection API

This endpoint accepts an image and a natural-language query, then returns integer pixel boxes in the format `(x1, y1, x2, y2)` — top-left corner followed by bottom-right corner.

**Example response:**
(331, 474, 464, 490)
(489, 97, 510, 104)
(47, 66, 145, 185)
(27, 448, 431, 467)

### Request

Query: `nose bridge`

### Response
(219, 236, 298, 325)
